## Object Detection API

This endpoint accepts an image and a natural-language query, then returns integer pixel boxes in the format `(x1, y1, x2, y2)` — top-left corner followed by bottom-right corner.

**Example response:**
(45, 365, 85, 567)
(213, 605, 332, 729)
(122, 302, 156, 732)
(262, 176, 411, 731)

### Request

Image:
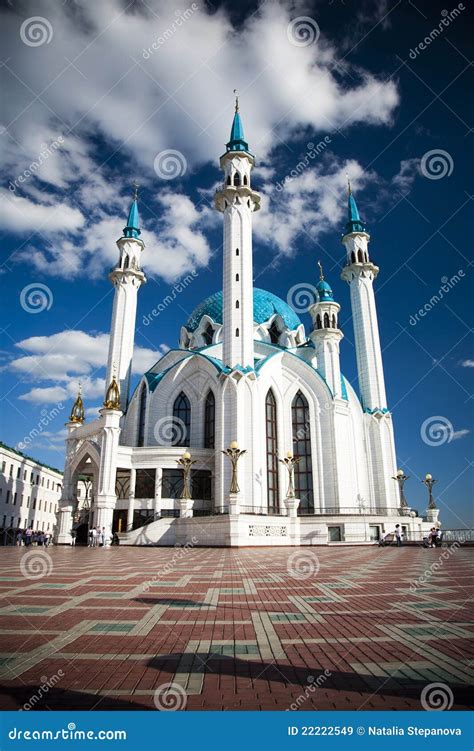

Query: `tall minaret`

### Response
(309, 262, 344, 398)
(215, 94, 261, 369)
(340, 182, 387, 412)
(105, 185, 146, 412)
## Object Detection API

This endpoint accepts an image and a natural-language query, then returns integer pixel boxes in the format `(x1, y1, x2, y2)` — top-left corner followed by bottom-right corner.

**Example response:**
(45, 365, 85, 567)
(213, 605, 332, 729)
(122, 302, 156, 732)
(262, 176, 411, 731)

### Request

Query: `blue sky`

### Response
(0, 0, 472, 528)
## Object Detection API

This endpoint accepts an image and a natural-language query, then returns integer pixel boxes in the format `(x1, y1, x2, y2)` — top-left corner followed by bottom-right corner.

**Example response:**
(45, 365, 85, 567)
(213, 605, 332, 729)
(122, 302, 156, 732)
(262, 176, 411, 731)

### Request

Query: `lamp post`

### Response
(422, 473, 437, 510)
(222, 442, 246, 495)
(279, 451, 301, 518)
(357, 495, 368, 542)
(176, 452, 197, 518)
(392, 469, 409, 511)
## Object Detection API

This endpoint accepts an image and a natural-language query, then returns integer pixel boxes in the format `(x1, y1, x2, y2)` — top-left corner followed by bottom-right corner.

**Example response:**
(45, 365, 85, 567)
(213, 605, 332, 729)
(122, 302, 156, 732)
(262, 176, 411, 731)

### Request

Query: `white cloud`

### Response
(1, 0, 401, 281)
(11, 330, 164, 403)
(460, 359, 474, 368)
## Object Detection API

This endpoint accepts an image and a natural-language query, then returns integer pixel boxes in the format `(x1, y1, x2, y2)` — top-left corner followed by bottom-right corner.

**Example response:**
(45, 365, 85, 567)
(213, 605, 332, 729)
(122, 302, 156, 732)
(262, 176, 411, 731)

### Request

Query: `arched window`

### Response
(202, 323, 213, 346)
(331, 314, 336, 328)
(316, 314, 322, 330)
(236, 300, 240, 309)
(236, 328, 239, 337)
(357, 249, 364, 263)
(292, 391, 314, 513)
(226, 175, 231, 185)
(172, 392, 190, 446)
(243, 175, 248, 186)
(265, 390, 279, 512)
(351, 251, 356, 264)
(236, 248, 239, 256)
(323, 312, 330, 328)
(123, 255, 129, 269)
(234, 172, 241, 187)
(268, 320, 280, 344)
(204, 390, 215, 449)
(137, 384, 147, 447)
(235, 273, 239, 281)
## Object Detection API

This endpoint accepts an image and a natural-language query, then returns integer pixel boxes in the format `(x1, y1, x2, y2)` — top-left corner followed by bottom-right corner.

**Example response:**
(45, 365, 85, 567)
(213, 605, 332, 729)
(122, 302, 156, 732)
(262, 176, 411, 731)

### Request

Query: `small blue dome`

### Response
(316, 279, 334, 302)
(185, 288, 302, 333)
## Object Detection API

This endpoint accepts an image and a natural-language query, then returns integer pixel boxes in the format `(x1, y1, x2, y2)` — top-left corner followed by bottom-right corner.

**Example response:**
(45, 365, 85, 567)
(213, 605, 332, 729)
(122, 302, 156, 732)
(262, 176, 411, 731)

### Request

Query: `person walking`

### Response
(25, 527, 33, 547)
(16, 530, 23, 547)
(70, 529, 76, 547)
(91, 527, 98, 548)
(394, 524, 403, 547)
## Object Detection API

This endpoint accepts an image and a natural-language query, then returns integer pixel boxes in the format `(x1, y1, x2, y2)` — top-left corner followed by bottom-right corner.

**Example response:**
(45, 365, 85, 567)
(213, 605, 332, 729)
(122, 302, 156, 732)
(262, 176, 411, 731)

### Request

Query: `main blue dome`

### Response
(185, 288, 302, 333)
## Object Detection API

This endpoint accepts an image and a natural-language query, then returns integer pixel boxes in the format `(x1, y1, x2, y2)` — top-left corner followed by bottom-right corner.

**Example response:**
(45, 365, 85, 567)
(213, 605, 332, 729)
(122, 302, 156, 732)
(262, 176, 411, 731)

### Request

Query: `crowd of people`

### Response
(378, 523, 443, 548)
(15, 528, 53, 546)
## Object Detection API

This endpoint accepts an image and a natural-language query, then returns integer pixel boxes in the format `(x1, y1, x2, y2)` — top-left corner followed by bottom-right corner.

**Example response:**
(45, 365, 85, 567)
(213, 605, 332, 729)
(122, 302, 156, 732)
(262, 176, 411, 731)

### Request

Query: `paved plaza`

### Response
(0, 545, 472, 711)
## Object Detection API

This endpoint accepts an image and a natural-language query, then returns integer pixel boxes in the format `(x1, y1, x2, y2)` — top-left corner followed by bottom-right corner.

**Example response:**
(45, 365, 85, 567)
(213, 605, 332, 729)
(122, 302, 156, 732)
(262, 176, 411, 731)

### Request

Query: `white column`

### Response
(95, 408, 121, 540)
(127, 467, 136, 531)
(154, 467, 162, 517)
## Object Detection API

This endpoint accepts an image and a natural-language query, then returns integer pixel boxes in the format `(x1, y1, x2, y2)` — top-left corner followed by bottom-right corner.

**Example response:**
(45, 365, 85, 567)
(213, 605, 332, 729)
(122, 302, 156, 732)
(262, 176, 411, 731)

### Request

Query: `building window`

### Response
(27, 497, 30, 508)
(6, 490, 10, 504)
(328, 526, 343, 542)
(202, 323, 213, 346)
(235, 273, 239, 281)
(369, 525, 380, 541)
(292, 391, 314, 513)
(23, 471, 27, 480)
(137, 384, 147, 447)
(16, 467, 20, 479)
(1, 462, 5, 473)
(191, 469, 213, 500)
(323, 313, 330, 328)
(203, 390, 215, 449)
(13, 493, 17, 505)
(235, 300, 239, 308)
(235, 328, 239, 337)
(9, 465, 13, 477)
(265, 390, 279, 512)
(135, 469, 156, 499)
(236, 248, 239, 256)
(268, 320, 280, 344)
(172, 392, 191, 446)
(234, 172, 241, 187)
(162, 469, 184, 499)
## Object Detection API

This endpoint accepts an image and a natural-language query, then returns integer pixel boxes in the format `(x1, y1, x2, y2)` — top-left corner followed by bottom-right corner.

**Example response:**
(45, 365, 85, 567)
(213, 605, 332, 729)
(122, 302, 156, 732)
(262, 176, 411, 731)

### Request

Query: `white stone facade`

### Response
(56, 109, 438, 546)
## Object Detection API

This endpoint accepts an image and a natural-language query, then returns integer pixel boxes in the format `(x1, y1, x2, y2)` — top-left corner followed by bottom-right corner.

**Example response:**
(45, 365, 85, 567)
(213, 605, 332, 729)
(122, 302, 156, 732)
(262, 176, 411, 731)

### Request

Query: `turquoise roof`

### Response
(185, 288, 302, 333)
(123, 197, 140, 239)
(316, 279, 335, 302)
(345, 190, 366, 234)
(226, 109, 250, 154)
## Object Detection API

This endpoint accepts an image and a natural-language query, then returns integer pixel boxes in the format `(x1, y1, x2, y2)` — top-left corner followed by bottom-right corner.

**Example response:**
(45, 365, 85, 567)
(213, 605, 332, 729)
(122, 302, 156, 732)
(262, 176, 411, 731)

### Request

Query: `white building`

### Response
(0, 442, 62, 539)
(57, 100, 439, 546)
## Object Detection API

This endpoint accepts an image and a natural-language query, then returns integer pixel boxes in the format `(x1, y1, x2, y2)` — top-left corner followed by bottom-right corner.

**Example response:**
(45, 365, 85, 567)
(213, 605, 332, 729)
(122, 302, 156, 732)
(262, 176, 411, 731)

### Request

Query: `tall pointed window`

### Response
(137, 384, 147, 447)
(172, 392, 191, 446)
(268, 320, 280, 344)
(204, 390, 215, 449)
(202, 323, 213, 345)
(265, 390, 279, 512)
(291, 391, 314, 513)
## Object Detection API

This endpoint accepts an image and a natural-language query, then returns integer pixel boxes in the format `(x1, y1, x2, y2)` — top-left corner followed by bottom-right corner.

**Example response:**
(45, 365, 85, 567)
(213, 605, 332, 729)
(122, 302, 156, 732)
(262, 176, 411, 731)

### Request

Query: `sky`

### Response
(0, 0, 472, 528)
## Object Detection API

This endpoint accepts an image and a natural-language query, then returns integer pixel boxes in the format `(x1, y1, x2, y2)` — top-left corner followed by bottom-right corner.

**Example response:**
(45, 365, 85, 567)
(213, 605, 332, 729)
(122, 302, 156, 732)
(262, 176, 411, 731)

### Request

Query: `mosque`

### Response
(56, 100, 439, 546)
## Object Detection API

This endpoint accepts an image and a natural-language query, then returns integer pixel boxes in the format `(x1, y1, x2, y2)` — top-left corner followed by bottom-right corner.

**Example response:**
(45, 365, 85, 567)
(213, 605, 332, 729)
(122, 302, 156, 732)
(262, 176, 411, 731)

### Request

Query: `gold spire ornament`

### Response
(103, 365, 121, 410)
(69, 383, 85, 423)
(132, 180, 139, 200)
(317, 260, 324, 281)
(346, 173, 352, 195)
(233, 88, 239, 112)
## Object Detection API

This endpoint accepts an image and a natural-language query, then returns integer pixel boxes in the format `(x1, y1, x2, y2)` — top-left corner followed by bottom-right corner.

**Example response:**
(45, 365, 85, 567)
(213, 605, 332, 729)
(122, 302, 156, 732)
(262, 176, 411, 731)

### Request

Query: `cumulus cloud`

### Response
(1, 0, 401, 282)
(11, 330, 165, 403)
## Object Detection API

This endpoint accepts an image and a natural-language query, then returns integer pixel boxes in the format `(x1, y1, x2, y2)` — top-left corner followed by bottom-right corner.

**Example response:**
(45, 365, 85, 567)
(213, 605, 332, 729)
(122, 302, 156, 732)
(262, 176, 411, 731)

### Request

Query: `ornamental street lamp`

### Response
(278, 451, 301, 499)
(422, 473, 437, 510)
(222, 441, 246, 494)
(176, 452, 197, 501)
(392, 469, 409, 509)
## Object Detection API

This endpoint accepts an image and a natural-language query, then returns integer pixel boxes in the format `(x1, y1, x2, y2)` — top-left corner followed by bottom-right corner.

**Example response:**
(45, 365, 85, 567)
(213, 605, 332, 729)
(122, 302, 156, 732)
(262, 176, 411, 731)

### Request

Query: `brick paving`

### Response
(0, 545, 472, 711)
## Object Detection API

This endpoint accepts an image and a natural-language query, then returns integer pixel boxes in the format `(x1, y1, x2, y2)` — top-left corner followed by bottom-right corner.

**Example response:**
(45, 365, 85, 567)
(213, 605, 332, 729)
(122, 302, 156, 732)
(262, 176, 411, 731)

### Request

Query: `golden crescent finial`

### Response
(317, 260, 324, 281)
(233, 89, 239, 113)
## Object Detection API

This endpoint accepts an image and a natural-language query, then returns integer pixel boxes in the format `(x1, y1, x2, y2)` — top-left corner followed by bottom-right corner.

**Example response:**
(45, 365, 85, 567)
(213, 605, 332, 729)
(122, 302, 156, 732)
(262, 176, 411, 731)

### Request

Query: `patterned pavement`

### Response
(0, 544, 472, 711)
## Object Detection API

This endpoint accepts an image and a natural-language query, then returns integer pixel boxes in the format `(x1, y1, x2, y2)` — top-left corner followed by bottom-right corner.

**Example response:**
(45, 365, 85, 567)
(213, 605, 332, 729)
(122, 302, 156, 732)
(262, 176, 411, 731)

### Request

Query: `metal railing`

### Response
(298, 506, 413, 517)
(239, 505, 286, 516)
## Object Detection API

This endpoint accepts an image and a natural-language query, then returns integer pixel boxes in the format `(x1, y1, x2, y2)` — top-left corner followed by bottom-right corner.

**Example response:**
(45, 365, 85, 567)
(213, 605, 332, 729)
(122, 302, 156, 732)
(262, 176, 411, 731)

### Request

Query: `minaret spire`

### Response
(309, 264, 343, 398)
(215, 95, 261, 369)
